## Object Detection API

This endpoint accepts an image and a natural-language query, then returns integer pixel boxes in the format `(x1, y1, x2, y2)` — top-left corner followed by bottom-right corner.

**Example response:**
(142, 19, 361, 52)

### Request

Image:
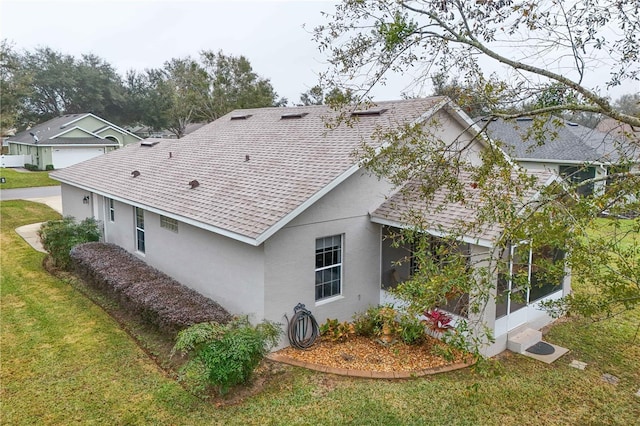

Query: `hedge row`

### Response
(70, 242, 232, 335)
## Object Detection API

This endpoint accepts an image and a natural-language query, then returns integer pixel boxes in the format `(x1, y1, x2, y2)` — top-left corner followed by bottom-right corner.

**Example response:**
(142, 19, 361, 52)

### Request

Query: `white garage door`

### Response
(52, 147, 105, 169)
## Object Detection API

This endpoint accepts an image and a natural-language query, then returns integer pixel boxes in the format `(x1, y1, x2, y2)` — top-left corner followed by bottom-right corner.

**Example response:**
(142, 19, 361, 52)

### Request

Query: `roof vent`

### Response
(351, 108, 388, 117)
(189, 180, 199, 189)
(141, 140, 159, 147)
(230, 114, 252, 120)
(516, 117, 533, 122)
(131, 170, 140, 178)
(245, 155, 250, 162)
(566, 122, 579, 127)
(281, 112, 308, 119)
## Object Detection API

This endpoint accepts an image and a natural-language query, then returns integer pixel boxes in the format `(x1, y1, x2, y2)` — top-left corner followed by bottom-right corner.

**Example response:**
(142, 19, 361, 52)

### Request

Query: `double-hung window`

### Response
(107, 198, 115, 222)
(135, 207, 145, 253)
(315, 235, 342, 301)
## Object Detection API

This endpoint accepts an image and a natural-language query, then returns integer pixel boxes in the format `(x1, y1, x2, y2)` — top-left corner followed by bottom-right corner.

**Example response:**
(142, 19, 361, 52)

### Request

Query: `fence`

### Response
(1, 155, 30, 168)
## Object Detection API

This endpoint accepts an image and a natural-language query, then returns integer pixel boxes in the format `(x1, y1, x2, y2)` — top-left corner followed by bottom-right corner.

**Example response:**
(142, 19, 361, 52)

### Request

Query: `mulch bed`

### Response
(276, 335, 469, 373)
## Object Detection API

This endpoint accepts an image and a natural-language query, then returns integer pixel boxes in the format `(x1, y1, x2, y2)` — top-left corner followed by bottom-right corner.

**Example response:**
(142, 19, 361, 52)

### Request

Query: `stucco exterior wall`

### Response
(263, 169, 394, 331)
(60, 183, 94, 221)
(99, 198, 265, 319)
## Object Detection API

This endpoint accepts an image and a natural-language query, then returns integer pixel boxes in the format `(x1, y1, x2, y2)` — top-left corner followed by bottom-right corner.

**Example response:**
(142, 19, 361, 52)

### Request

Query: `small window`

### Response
(160, 215, 178, 233)
(107, 198, 115, 222)
(315, 235, 342, 301)
(135, 207, 145, 253)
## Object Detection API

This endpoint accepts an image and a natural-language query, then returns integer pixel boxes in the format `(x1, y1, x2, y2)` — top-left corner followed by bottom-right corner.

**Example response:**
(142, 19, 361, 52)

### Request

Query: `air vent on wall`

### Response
(351, 108, 388, 117)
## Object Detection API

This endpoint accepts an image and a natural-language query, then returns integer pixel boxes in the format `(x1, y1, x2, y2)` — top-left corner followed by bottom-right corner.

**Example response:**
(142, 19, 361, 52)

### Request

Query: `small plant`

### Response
(39, 216, 101, 269)
(23, 163, 39, 171)
(172, 317, 281, 395)
(352, 306, 383, 337)
(423, 309, 453, 334)
(45, 164, 54, 171)
(398, 314, 426, 345)
(320, 318, 354, 342)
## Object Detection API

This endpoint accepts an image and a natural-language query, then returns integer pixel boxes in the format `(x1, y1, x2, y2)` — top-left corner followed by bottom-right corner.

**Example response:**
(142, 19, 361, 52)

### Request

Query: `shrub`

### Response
(319, 318, 353, 342)
(70, 242, 232, 335)
(397, 314, 426, 345)
(173, 317, 281, 394)
(23, 163, 39, 171)
(39, 216, 101, 269)
(352, 304, 399, 337)
(45, 164, 54, 171)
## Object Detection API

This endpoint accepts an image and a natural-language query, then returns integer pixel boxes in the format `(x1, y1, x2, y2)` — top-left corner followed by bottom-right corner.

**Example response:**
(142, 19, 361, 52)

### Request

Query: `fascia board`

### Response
(370, 215, 495, 248)
(50, 126, 103, 139)
(52, 177, 261, 246)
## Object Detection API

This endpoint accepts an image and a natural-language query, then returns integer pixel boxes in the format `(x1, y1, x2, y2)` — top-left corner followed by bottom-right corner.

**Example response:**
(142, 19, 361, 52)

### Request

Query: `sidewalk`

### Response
(11, 195, 63, 253)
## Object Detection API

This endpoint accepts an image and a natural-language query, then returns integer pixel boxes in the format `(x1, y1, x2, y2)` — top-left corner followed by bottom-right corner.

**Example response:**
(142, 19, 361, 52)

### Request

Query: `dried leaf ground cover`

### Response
(277, 335, 467, 373)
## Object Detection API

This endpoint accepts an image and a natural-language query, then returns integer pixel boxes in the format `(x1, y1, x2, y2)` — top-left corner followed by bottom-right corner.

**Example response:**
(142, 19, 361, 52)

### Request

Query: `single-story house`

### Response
(478, 116, 639, 196)
(51, 98, 570, 356)
(6, 113, 141, 170)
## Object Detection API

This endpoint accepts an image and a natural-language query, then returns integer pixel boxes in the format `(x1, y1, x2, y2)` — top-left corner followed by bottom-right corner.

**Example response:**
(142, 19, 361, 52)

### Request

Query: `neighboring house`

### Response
(479, 117, 639, 196)
(51, 98, 569, 356)
(6, 113, 141, 170)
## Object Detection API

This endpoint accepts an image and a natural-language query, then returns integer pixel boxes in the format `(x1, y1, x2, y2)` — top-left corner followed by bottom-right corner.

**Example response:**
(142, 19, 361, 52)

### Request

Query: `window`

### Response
(135, 207, 145, 253)
(107, 198, 115, 222)
(160, 215, 178, 233)
(315, 235, 342, 301)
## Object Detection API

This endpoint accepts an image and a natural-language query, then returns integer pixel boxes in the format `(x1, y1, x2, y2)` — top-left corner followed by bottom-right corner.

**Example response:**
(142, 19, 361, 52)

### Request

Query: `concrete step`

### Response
(507, 328, 542, 354)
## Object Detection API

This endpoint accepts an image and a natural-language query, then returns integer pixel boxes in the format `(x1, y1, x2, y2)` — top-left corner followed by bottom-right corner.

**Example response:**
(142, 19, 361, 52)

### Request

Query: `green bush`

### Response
(23, 163, 39, 171)
(45, 164, 54, 171)
(397, 314, 426, 345)
(319, 318, 353, 342)
(173, 317, 281, 394)
(39, 216, 101, 269)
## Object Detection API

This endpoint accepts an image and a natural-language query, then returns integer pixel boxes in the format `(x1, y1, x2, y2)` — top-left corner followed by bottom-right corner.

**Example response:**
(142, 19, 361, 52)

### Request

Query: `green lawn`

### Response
(2, 201, 639, 425)
(0, 168, 60, 189)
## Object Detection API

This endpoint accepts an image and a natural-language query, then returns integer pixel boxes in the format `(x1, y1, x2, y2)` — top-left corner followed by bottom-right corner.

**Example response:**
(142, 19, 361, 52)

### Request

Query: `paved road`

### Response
(0, 186, 61, 200)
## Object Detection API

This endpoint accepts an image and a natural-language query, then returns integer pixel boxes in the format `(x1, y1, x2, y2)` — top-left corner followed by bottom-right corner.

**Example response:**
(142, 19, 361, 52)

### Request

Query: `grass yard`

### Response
(0, 168, 60, 189)
(2, 201, 639, 425)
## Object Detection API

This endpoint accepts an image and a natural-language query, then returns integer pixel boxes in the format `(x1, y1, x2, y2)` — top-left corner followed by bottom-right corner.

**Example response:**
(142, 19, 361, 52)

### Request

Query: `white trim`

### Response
(516, 158, 614, 166)
(255, 164, 362, 244)
(315, 295, 344, 307)
(53, 177, 262, 246)
(7, 140, 116, 147)
(62, 113, 142, 140)
(49, 126, 103, 140)
(370, 215, 495, 248)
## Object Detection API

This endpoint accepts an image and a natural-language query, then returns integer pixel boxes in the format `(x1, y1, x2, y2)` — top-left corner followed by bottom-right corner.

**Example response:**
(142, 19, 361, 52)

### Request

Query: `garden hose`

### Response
(285, 303, 320, 349)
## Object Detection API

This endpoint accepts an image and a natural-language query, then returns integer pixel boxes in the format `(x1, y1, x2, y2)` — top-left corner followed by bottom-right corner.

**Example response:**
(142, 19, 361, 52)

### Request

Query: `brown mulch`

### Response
(276, 335, 467, 373)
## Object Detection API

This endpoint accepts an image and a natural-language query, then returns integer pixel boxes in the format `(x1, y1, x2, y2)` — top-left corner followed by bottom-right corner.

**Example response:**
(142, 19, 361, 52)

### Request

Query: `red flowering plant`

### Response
(423, 309, 453, 334)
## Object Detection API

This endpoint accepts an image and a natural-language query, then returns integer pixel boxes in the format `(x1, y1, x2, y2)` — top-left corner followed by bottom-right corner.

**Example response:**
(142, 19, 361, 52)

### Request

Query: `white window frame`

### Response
(160, 215, 178, 233)
(135, 207, 145, 254)
(107, 198, 115, 222)
(315, 234, 343, 302)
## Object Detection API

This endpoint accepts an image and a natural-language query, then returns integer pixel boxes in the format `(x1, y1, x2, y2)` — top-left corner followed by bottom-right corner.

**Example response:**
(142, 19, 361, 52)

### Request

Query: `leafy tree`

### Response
(299, 84, 354, 106)
(315, 0, 640, 354)
(17, 47, 126, 127)
(198, 50, 286, 121)
(39, 216, 101, 270)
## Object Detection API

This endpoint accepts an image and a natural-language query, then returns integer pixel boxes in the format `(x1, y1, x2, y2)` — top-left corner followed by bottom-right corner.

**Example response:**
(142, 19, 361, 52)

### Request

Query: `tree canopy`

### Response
(315, 0, 640, 354)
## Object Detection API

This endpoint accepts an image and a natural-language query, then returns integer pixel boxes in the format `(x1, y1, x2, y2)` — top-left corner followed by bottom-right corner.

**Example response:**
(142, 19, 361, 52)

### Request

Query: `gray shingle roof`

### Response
(52, 98, 448, 243)
(370, 169, 555, 246)
(38, 137, 119, 146)
(478, 117, 634, 164)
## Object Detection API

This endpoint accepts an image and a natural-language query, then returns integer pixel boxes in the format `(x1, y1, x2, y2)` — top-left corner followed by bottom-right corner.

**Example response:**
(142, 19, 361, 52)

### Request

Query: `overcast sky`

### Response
(1, 0, 637, 105)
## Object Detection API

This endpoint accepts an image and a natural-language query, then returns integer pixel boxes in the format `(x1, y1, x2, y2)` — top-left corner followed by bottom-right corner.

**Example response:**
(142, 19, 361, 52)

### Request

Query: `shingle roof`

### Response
(370, 169, 555, 247)
(52, 98, 449, 244)
(35, 137, 119, 146)
(478, 117, 634, 164)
